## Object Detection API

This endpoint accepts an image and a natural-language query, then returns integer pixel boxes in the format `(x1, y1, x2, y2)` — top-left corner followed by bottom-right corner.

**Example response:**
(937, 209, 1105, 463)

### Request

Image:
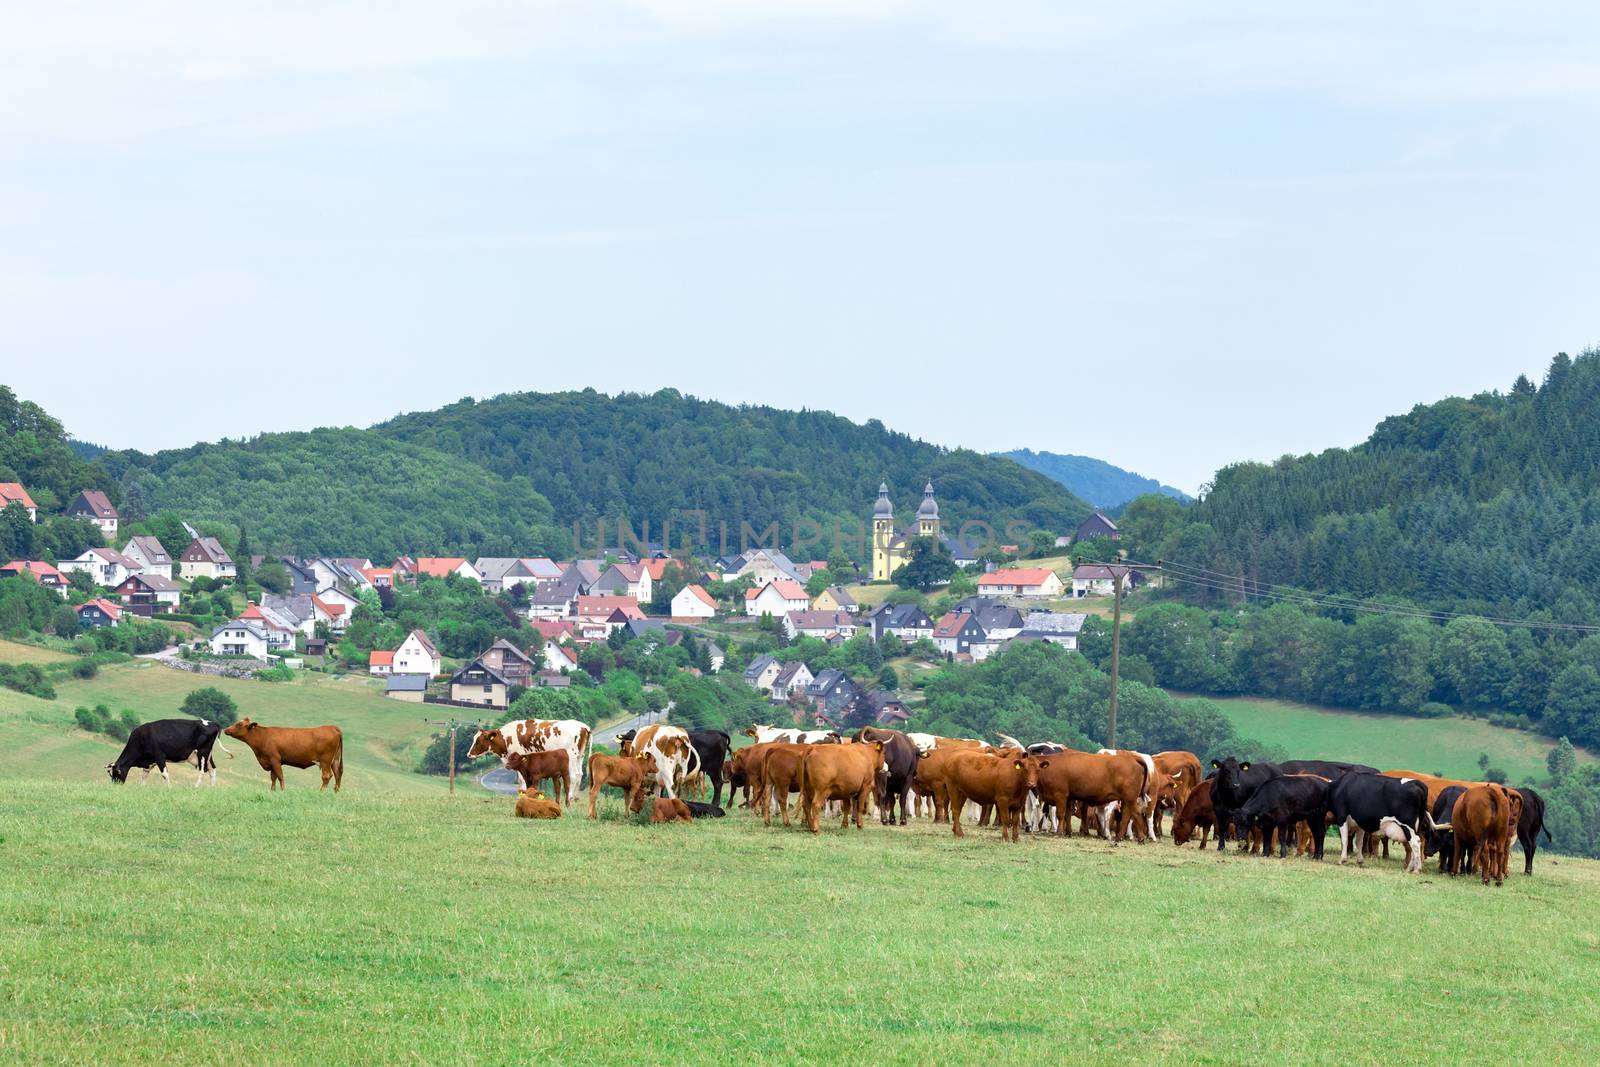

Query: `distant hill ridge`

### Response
(998, 449, 1189, 509)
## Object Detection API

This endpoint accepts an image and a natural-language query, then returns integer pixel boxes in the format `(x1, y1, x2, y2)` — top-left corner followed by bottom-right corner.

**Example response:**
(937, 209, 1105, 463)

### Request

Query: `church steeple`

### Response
(917, 481, 940, 537)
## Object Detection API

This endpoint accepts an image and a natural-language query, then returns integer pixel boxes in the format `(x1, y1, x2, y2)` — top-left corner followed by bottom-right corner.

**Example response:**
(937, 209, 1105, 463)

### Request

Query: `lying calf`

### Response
(632, 793, 694, 823)
(514, 790, 562, 819)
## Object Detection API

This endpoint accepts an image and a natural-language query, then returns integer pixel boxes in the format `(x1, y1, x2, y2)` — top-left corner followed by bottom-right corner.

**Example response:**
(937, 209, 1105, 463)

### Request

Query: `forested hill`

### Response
(375, 389, 1091, 546)
(998, 449, 1189, 508)
(96, 430, 566, 561)
(1178, 350, 1600, 617)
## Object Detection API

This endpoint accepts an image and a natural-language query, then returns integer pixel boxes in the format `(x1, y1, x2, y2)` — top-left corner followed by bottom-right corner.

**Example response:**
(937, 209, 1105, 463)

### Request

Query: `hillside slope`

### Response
(376, 389, 1091, 548)
(97, 428, 566, 560)
(998, 448, 1189, 508)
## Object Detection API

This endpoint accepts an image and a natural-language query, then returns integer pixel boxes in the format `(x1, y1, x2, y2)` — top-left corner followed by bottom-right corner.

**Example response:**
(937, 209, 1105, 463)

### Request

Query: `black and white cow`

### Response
(1328, 772, 1430, 872)
(107, 718, 230, 786)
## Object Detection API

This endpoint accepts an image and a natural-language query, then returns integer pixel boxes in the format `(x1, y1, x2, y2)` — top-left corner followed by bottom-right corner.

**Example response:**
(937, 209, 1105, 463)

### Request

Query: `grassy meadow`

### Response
(1201, 693, 1592, 782)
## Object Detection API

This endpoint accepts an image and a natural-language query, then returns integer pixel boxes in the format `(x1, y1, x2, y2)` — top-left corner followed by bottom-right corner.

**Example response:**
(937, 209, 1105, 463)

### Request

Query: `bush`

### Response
(0, 662, 56, 700)
(181, 687, 238, 725)
(74, 705, 109, 733)
(256, 665, 293, 683)
(1417, 702, 1452, 719)
(103, 718, 130, 741)
(72, 659, 98, 680)
(417, 724, 490, 776)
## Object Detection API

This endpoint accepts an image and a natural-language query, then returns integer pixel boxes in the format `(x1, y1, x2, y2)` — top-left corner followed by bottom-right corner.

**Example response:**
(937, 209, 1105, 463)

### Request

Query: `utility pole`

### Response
(424, 718, 466, 795)
(1102, 561, 1161, 749)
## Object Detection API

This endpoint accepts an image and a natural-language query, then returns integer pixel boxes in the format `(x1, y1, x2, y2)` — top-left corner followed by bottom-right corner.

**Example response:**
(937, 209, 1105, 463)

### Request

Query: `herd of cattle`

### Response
(106, 714, 1550, 884)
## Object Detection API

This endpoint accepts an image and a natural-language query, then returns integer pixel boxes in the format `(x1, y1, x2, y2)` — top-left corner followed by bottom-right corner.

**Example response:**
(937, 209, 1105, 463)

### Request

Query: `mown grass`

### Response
(0, 637, 76, 664)
(1203, 694, 1593, 782)
(0, 779, 1596, 1065)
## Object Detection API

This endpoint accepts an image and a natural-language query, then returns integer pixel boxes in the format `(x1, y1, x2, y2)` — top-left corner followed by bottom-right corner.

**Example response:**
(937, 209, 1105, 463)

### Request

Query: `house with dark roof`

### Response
(120, 536, 173, 578)
(66, 490, 118, 538)
(384, 673, 428, 702)
(478, 638, 535, 688)
(179, 537, 235, 581)
(473, 557, 542, 593)
(113, 571, 181, 614)
(1075, 511, 1120, 542)
(1071, 565, 1132, 598)
(450, 659, 511, 708)
(57, 547, 140, 588)
(805, 668, 861, 719)
(783, 610, 859, 641)
(856, 689, 908, 724)
(743, 654, 780, 692)
(933, 612, 993, 660)
(594, 562, 652, 604)
(528, 575, 581, 619)
(812, 585, 859, 614)
(1012, 611, 1088, 650)
(869, 602, 934, 641)
(769, 661, 813, 702)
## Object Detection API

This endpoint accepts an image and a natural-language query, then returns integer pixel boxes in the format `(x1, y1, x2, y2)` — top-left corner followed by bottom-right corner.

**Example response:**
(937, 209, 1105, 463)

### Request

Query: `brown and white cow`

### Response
(745, 724, 842, 745)
(468, 718, 591, 806)
(1152, 750, 1203, 837)
(223, 718, 343, 792)
(629, 724, 701, 799)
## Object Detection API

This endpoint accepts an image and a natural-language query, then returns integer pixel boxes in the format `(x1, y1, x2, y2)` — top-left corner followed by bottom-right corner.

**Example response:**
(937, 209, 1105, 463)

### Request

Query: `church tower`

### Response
(871, 482, 894, 581)
(916, 481, 940, 539)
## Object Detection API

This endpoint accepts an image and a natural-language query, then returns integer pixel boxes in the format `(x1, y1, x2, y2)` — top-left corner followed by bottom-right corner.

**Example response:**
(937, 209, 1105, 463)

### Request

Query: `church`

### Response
(870, 481, 942, 581)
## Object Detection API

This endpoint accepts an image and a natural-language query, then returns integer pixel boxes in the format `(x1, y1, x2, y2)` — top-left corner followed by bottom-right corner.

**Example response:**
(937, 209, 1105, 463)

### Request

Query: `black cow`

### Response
(686, 730, 733, 806)
(107, 718, 229, 786)
(1280, 759, 1377, 779)
(1329, 772, 1430, 871)
(1427, 786, 1468, 873)
(855, 727, 920, 825)
(1235, 774, 1332, 859)
(1209, 758, 1282, 851)
(1514, 787, 1552, 875)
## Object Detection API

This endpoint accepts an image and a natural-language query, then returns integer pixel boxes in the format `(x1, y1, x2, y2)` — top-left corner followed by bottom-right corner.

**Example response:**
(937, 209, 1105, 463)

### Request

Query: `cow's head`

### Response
(745, 725, 767, 739)
(1211, 757, 1250, 799)
(223, 718, 255, 740)
(466, 729, 506, 759)
(1011, 755, 1048, 791)
(107, 762, 128, 784)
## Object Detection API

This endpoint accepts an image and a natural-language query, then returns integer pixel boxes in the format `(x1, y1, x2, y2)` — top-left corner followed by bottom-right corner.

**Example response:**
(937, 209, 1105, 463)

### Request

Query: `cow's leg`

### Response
(949, 787, 966, 837)
(1214, 807, 1229, 851)
(1524, 833, 1536, 876)
(588, 776, 603, 819)
(1309, 815, 1326, 861)
(271, 758, 284, 790)
(1352, 826, 1366, 866)
(320, 759, 333, 791)
(159, 763, 170, 786)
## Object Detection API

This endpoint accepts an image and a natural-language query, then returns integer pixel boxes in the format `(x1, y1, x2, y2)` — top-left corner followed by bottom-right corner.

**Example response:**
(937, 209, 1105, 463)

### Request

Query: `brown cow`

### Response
(798, 741, 886, 833)
(586, 752, 650, 819)
(514, 789, 562, 819)
(1171, 776, 1216, 847)
(944, 752, 1048, 843)
(1445, 784, 1511, 886)
(1034, 749, 1150, 843)
(223, 718, 343, 792)
(630, 794, 694, 823)
(1152, 751, 1203, 837)
(505, 749, 572, 804)
(749, 742, 810, 828)
(912, 746, 994, 824)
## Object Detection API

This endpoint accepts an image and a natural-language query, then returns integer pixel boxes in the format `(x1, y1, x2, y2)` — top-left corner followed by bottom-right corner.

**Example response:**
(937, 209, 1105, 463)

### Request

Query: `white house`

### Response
(732, 549, 808, 586)
(211, 619, 270, 661)
(1013, 611, 1088, 650)
(311, 594, 350, 633)
(783, 610, 859, 641)
(769, 660, 814, 702)
(368, 650, 394, 675)
(0, 483, 37, 522)
(745, 579, 810, 618)
(416, 557, 482, 583)
(121, 536, 174, 578)
(976, 567, 1066, 599)
(66, 491, 119, 539)
(314, 585, 362, 618)
(594, 562, 652, 605)
(393, 629, 442, 677)
(1071, 565, 1132, 598)
(179, 537, 236, 581)
(542, 642, 577, 673)
(670, 584, 717, 621)
(239, 604, 298, 651)
(57, 547, 139, 589)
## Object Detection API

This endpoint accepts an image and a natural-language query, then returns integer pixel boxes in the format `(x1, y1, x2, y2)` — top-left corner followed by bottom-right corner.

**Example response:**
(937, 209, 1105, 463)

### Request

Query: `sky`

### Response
(3, 3, 1597, 495)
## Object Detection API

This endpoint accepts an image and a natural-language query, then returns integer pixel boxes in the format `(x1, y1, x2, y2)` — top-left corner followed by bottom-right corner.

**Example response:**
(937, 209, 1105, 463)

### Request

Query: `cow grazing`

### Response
(223, 718, 344, 792)
(107, 718, 230, 787)
(797, 740, 887, 833)
(1035, 749, 1151, 843)
(631, 793, 694, 823)
(745, 724, 841, 745)
(1234, 774, 1331, 859)
(514, 790, 562, 819)
(1440, 785, 1511, 886)
(1210, 758, 1282, 851)
(1171, 776, 1218, 848)
(1328, 772, 1429, 871)
(943, 752, 1047, 843)
(505, 749, 572, 804)
(854, 727, 919, 825)
(469, 719, 591, 805)
(629, 724, 701, 799)
(687, 730, 733, 806)
(587, 752, 650, 818)
(1515, 787, 1552, 875)
(1426, 786, 1468, 872)
(1151, 751, 1203, 837)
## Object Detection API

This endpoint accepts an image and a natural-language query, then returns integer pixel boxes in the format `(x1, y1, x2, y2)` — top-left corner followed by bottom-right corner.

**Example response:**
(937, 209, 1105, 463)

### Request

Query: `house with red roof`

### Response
(310, 594, 348, 633)
(76, 598, 122, 629)
(745, 579, 809, 618)
(0, 560, 67, 596)
(976, 567, 1066, 599)
(0, 483, 37, 522)
(670, 584, 717, 621)
(415, 557, 481, 582)
(368, 650, 395, 675)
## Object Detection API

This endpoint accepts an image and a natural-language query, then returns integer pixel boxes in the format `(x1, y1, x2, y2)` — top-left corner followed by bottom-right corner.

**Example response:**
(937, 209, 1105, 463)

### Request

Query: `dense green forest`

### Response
(998, 448, 1189, 508)
(375, 389, 1089, 552)
(96, 429, 568, 561)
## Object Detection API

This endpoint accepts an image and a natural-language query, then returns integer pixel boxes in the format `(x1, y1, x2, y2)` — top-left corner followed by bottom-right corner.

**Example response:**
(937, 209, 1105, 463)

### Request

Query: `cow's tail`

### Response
(215, 739, 235, 759)
(1542, 825, 1553, 843)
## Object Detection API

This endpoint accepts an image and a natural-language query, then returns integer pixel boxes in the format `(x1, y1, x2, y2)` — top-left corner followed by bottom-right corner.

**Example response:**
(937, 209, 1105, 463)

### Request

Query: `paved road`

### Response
(477, 709, 670, 795)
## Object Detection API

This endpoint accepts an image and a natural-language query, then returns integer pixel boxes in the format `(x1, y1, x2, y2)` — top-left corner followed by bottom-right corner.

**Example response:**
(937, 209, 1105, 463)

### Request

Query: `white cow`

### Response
(467, 718, 591, 805)
(745, 724, 841, 745)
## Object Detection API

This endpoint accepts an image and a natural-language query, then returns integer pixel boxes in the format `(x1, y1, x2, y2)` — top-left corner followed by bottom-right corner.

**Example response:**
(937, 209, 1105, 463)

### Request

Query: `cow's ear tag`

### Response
(1014, 761, 1022, 770)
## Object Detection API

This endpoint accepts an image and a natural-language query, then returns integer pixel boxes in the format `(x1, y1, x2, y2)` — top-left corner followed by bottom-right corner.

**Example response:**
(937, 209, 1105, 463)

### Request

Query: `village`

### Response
(0, 479, 1136, 727)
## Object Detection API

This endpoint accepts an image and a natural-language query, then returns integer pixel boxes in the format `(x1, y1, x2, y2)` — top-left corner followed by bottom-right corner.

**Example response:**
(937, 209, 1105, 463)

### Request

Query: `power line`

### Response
(1137, 557, 1600, 635)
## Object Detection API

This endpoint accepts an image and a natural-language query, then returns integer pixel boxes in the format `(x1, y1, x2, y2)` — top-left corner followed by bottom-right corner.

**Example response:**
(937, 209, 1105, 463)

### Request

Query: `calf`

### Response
(631, 794, 694, 823)
(586, 752, 650, 818)
(223, 718, 343, 792)
(514, 790, 562, 819)
(1171, 776, 1217, 848)
(855, 727, 919, 825)
(468, 718, 590, 805)
(1515, 787, 1552, 875)
(798, 740, 887, 833)
(107, 718, 229, 787)
(1210, 758, 1282, 851)
(1329, 772, 1428, 870)
(505, 749, 572, 804)
(1234, 774, 1331, 859)
(944, 752, 1048, 843)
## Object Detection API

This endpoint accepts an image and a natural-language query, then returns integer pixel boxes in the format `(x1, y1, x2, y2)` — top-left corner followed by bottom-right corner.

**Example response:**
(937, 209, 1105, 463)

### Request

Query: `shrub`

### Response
(180, 687, 238, 725)
(74, 705, 108, 733)
(256, 665, 294, 683)
(1417, 702, 1452, 719)
(0, 663, 56, 700)
(72, 659, 98, 680)
(103, 718, 130, 741)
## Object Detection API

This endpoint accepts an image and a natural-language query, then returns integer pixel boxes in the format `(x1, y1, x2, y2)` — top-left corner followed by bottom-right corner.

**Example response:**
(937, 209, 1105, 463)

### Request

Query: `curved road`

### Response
(477, 709, 669, 795)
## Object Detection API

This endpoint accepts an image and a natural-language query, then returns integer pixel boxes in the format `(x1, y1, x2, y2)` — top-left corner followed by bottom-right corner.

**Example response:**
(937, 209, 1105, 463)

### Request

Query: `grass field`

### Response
(1, 780, 1596, 1065)
(1199, 693, 1593, 783)
(0, 637, 76, 664)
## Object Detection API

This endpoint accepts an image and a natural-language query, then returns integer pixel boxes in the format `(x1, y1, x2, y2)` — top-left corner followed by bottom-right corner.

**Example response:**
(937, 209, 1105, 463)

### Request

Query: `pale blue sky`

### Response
(4, 3, 1596, 493)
